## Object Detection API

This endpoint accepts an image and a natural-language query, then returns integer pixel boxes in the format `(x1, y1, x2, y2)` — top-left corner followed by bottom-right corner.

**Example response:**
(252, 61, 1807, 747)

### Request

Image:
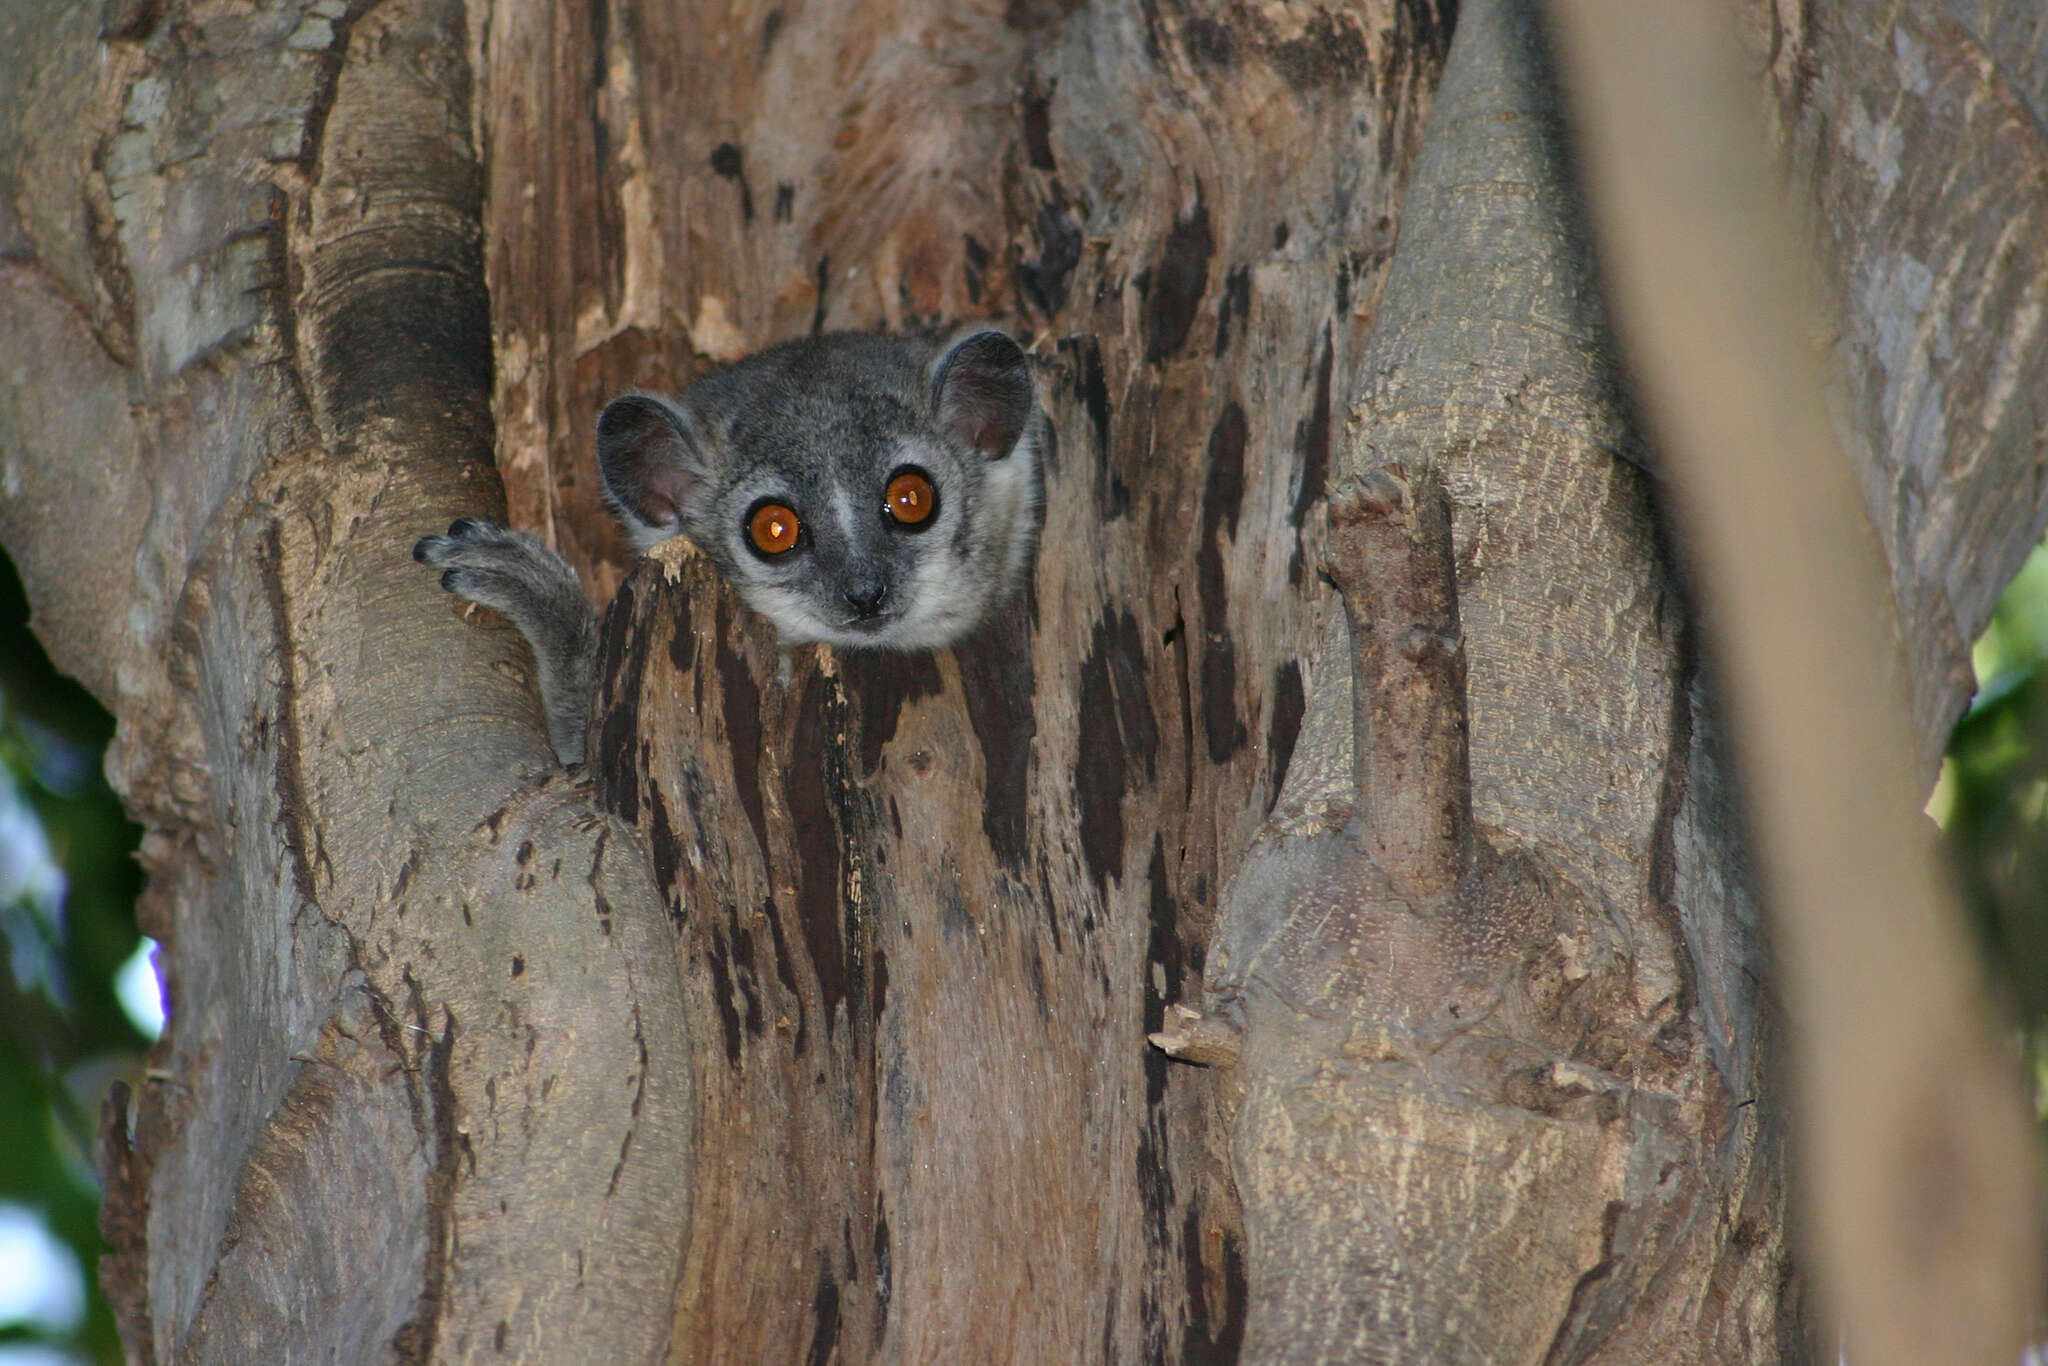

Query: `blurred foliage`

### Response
(0, 547, 146, 1366)
(1941, 541, 2048, 1114)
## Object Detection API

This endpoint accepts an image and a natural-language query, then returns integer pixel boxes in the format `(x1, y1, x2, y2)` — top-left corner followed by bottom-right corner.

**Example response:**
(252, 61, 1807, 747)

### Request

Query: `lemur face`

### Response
(597, 331, 1040, 651)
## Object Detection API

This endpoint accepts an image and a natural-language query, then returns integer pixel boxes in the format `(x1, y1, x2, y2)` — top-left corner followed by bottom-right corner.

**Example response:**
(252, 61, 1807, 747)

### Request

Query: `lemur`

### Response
(415, 329, 1041, 764)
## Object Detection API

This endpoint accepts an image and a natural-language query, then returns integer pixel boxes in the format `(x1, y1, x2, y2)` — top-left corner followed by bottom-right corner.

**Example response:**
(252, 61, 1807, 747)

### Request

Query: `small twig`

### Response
(1148, 1003, 1243, 1068)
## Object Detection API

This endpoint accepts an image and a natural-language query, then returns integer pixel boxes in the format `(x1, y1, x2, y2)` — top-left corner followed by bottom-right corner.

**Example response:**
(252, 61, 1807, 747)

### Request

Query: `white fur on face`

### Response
(661, 344, 1040, 653)
(736, 447, 1036, 652)
(832, 484, 857, 543)
(884, 429, 1039, 649)
(736, 581, 838, 646)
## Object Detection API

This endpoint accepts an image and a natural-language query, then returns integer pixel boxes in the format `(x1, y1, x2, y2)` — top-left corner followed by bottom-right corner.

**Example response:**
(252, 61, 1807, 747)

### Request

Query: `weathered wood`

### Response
(1186, 3, 1799, 1357)
(1211, 467, 1652, 1360)
(502, 1, 1454, 1358)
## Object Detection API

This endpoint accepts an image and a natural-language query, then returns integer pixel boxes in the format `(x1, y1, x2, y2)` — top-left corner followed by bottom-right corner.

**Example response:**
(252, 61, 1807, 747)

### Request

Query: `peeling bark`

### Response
(1176, 5, 1798, 1357)
(533, 1, 1447, 1356)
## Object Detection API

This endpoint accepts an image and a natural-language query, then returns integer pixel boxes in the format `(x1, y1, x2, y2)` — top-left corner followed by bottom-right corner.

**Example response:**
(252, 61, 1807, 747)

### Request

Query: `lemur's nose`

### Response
(843, 578, 888, 616)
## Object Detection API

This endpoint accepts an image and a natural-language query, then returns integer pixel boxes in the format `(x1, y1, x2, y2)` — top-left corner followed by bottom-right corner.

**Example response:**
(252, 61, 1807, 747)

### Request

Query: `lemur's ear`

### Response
(596, 395, 708, 551)
(930, 331, 1033, 461)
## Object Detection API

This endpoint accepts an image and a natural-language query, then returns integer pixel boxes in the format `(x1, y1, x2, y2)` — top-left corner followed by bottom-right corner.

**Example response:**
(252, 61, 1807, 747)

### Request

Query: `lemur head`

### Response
(595, 329, 1039, 651)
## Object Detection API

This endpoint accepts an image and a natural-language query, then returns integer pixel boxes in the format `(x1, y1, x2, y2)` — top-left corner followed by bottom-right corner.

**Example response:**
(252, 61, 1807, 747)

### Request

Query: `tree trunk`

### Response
(0, 0, 2042, 1361)
(4, 2, 692, 1361)
(1550, 1, 2044, 1358)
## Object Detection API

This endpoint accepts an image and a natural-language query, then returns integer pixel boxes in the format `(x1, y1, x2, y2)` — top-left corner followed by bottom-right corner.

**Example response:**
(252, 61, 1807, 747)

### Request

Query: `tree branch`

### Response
(1548, 1, 2045, 1357)
(1324, 464, 1472, 907)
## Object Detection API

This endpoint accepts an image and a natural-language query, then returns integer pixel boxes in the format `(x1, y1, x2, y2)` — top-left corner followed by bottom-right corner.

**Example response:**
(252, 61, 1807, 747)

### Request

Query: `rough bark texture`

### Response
(1757, 0, 2048, 764)
(0, 0, 2041, 1361)
(3, 1, 691, 1361)
(486, 0, 1451, 1357)
(1160, 4, 1797, 1358)
(1551, 0, 2043, 1356)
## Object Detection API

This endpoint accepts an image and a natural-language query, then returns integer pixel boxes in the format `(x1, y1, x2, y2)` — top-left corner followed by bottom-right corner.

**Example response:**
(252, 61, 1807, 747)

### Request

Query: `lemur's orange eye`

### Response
(884, 469, 936, 527)
(748, 503, 801, 555)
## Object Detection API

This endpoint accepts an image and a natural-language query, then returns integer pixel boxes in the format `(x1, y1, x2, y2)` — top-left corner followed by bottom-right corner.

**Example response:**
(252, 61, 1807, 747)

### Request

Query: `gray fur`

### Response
(413, 519, 601, 763)
(415, 329, 1041, 766)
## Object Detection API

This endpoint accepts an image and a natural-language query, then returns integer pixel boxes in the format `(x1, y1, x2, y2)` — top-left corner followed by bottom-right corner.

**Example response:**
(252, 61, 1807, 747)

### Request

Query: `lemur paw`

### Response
(414, 519, 598, 766)
(414, 519, 561, 616)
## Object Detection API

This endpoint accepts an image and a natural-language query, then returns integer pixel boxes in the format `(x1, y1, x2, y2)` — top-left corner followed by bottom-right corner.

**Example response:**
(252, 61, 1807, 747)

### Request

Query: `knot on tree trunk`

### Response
(1166, 466, 1678, 1360)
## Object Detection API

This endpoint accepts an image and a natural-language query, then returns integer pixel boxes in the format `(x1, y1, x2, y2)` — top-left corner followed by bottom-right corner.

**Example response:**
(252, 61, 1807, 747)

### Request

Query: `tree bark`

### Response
(4, 2, 691, 1361)
(1550, 1, 2042, 1358)
(1164, 5, 1796, 1357)
(1758, 0, 2048, 765)
(0, 0, 2041, 1361)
